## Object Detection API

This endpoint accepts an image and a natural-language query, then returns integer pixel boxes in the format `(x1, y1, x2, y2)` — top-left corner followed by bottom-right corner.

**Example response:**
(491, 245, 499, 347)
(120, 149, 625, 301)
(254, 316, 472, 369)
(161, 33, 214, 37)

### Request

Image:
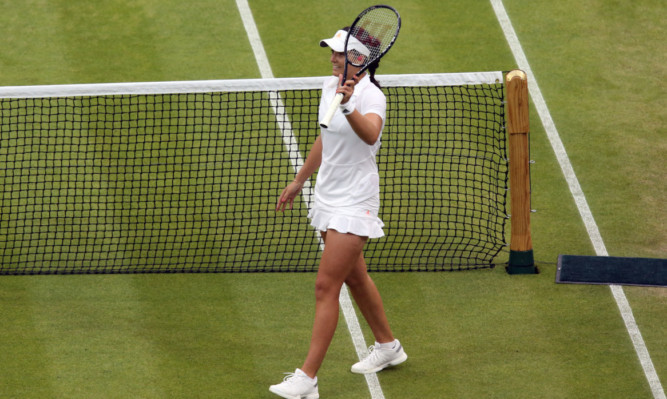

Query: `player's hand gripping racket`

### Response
(319, 5, 401, 128)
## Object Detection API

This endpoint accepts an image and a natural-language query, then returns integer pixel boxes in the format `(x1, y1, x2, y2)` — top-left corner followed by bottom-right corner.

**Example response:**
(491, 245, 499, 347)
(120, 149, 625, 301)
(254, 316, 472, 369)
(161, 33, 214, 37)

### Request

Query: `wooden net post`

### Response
(506, 70, 537, 274)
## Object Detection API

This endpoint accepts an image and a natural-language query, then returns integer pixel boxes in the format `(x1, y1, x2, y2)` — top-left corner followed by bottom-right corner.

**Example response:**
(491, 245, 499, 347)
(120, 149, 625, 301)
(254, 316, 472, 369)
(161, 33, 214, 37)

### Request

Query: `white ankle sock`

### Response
(377, 339, 397, 349)
(296, 368, 317, 383)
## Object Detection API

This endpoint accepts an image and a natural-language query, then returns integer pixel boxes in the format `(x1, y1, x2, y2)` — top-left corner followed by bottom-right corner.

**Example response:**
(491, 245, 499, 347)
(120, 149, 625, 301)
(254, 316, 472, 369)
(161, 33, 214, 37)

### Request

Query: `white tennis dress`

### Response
(309, 74, 386, 239)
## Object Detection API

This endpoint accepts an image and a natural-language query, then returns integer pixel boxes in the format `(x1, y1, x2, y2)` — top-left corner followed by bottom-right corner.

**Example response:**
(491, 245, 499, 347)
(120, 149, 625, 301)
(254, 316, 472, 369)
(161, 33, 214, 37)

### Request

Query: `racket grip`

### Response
(319, 92, 344, 128)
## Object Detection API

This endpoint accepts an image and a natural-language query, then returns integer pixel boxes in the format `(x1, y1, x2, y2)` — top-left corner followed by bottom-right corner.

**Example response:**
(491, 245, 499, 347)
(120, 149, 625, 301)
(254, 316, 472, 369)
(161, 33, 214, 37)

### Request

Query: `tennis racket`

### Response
(319, 5, 401, 128)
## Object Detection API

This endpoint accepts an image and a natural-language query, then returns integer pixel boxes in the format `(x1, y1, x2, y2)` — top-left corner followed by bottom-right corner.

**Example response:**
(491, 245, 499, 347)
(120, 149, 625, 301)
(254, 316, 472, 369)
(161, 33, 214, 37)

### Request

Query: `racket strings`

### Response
(350, 8, 400, 64)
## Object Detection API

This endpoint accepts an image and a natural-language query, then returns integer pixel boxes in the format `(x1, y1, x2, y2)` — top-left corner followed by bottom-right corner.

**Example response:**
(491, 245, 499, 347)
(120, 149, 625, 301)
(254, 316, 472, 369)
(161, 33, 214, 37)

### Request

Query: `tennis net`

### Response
(0, 72, 508, 274)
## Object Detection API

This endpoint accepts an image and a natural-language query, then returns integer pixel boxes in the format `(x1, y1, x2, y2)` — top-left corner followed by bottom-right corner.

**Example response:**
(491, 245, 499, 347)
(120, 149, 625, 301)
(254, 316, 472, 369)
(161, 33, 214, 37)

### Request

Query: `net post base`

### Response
(506, 250, 538, 274)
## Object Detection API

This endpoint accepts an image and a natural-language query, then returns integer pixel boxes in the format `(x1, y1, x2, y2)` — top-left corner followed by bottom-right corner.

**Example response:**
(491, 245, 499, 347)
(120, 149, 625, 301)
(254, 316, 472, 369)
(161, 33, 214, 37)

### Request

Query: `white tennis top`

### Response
(314, 74, 386, 209)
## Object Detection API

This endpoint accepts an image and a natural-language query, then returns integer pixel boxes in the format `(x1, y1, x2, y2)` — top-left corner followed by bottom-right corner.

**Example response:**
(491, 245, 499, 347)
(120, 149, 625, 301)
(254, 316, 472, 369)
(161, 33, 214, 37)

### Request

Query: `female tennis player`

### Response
(270, 28, 407, 399)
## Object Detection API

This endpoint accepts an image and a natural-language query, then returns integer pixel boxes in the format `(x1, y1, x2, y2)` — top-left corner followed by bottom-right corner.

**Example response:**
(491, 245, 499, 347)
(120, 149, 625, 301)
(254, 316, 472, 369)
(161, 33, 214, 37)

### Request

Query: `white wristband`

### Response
(339, 97, 356, 115)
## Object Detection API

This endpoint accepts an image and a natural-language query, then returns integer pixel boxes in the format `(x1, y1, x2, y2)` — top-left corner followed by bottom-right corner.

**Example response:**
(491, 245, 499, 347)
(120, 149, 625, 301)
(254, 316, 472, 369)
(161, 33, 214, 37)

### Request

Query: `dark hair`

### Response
(342, 27, 381, 88)
(367, 59, 381, 89)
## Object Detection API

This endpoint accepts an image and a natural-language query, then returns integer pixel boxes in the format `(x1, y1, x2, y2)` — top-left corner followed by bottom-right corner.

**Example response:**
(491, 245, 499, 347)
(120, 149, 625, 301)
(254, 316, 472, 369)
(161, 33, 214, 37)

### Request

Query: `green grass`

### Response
(0, 0, 665, 398)
(503, 0, 666, 259)
(1, 269, 660, 398)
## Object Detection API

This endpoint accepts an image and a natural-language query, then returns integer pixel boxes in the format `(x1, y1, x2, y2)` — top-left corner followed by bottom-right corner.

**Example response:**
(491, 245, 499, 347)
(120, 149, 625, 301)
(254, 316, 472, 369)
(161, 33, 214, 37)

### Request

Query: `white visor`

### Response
(319, 30, 370, 57)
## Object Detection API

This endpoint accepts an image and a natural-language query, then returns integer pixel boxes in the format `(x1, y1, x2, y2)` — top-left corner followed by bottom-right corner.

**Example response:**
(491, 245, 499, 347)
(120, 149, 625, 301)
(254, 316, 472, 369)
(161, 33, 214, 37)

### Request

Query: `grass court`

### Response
(0, 1, 664, 398)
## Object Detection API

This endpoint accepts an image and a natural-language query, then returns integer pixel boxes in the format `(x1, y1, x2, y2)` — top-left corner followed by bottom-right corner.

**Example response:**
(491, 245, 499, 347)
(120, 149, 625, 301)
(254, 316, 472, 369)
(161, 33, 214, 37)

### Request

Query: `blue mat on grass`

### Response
(556, 255, 667, 287)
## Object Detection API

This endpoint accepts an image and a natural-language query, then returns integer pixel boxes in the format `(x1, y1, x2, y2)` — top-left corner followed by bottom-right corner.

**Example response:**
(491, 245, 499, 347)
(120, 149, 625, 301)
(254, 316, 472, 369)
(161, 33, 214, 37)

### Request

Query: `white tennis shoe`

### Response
(351, 339, 408, 374)
(269, 368, 319, 399)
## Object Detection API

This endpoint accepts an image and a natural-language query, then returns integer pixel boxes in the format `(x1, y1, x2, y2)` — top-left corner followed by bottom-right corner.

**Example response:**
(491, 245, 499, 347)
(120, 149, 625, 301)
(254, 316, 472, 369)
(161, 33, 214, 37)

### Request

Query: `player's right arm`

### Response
(276, 136, 322, 212)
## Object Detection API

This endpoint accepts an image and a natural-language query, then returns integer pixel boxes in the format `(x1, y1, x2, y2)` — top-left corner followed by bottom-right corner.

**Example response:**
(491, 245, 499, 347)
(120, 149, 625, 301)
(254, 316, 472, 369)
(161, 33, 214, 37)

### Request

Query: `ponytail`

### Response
(368, 59, 381, 88)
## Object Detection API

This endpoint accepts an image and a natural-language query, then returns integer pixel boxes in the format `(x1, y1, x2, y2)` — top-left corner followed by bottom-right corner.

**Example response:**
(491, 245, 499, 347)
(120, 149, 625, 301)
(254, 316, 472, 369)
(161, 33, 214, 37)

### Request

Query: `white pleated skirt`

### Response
(308, 202, 385, 239)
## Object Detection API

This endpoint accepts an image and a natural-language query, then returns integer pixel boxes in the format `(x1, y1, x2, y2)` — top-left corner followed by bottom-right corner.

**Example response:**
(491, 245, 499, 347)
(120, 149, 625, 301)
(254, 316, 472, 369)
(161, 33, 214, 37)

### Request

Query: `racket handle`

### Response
(319, 92, 344, 128)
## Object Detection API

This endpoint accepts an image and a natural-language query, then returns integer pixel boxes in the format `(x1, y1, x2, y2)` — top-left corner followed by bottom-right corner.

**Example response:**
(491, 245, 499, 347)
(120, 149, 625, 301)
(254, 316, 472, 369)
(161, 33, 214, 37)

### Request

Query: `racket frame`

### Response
(319, 5, 401, 128)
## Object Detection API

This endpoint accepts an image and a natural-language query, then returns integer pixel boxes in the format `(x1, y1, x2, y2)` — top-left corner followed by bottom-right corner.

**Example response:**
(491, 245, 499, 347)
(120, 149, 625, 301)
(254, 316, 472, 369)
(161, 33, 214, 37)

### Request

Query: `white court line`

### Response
(234, 1, 385, 398)
(490, 1, 665, 398)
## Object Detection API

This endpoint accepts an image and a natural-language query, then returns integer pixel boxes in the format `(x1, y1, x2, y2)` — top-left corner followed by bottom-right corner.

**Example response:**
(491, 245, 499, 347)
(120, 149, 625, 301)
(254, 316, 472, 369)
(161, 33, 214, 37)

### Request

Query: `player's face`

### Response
(330, 51, 345, 77)
(330, 51, 361, 80)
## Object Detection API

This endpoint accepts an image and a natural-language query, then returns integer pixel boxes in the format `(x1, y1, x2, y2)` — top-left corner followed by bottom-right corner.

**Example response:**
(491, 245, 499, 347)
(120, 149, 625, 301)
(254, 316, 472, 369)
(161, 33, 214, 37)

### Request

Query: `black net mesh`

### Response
(0, 77, 508, 274)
